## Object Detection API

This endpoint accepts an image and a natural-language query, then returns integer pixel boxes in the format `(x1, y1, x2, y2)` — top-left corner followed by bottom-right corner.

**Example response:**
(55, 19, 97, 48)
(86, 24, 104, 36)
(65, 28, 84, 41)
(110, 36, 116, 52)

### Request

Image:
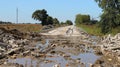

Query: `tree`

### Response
(53, 18, 59, 25)
(46, 16, 53, 25)
(95, 0, 120, 34)
(32, 9, 48, 25)
(65, 20, 73, 25)
(82, 15, 90, 24)
(75, 14, 83, 25)
(75, 14, 90, 25)
(32, 9, 61, 26)
(0, 21, 12, 24)
(61, 22, 64, 24)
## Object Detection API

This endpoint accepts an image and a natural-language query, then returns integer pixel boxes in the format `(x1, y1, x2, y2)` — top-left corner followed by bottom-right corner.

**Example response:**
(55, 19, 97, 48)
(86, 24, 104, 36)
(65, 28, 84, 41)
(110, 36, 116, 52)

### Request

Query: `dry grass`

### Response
(0, 24, 42, 32)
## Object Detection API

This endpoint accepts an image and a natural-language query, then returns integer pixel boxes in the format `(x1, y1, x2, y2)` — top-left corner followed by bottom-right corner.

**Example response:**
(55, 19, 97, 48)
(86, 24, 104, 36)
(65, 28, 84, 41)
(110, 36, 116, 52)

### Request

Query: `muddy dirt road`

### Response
(0, 26, 120, 67)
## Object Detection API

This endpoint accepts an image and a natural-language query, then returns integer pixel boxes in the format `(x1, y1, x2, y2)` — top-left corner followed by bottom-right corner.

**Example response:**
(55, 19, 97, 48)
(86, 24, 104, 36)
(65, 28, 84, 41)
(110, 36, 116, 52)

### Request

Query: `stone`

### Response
(76, 58, 81, 63)
(0, 42, 8, 49)
(11, 54, 17, 59)
(0, 53, 5, 59)
(6, 47, 21, 55)
(52, 64, 60, 67)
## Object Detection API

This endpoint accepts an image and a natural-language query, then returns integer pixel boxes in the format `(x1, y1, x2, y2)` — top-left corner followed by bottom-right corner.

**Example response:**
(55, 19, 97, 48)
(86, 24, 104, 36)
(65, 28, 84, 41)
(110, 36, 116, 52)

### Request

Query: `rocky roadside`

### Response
(100, 33, 120, 64)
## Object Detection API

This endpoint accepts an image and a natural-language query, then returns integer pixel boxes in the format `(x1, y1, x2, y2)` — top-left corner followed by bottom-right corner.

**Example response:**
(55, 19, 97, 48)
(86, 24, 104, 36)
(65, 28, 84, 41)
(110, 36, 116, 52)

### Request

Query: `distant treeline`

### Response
(75, 14, 98, 25)
(32, 9, 73, 26)
(0, 21, 12, 24)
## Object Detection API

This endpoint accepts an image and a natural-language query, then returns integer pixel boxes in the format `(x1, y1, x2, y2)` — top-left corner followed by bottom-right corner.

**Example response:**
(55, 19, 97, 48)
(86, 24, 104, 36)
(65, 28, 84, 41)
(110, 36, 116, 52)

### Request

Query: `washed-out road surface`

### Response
(41, 25, 87, 36)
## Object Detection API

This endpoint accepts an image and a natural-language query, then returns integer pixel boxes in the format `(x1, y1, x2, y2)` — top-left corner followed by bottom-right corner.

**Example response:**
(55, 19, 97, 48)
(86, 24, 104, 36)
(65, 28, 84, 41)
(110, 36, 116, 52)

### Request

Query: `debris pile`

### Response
(100, 33, 120, 62)
(0, 28, 42, 66)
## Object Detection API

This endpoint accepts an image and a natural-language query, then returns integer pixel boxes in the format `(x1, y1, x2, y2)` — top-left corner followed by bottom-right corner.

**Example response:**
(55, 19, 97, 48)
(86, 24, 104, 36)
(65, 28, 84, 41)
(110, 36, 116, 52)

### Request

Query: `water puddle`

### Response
(71, 53, 100, 67)
(8, 53, 100, 67)
(36, 39, 49, 52)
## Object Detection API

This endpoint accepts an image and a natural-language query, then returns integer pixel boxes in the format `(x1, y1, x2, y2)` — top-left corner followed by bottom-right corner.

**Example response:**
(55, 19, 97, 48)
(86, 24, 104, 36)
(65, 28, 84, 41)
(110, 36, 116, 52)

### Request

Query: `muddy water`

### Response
(7, 37, 119, 67)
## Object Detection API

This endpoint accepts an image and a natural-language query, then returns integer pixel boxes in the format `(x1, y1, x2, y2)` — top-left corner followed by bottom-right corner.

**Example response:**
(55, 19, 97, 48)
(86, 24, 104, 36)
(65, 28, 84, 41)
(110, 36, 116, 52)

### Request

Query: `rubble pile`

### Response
(100, 33, 120, 62)
(0, 28, 42, 64)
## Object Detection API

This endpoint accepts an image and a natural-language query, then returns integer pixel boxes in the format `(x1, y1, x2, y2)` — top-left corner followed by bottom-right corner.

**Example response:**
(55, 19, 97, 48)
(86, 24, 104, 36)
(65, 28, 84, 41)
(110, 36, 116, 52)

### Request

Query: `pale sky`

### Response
(0, 0, 102, 23)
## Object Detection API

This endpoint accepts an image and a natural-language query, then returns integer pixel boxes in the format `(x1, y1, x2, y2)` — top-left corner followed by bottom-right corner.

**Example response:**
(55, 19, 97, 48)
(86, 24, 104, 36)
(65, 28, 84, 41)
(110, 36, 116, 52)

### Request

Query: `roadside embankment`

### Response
(100, 33, 120, 63)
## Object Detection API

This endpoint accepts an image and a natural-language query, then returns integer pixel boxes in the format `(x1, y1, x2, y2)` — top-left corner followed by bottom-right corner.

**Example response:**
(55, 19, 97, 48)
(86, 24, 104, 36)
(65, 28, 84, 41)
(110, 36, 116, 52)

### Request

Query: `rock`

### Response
(6, 47, 21, 55)
(108, 58, 112, 61)
(92, 64, 102, 67)
(31, 52, 41, 57)
(3, 61, 7, 65)
(10, 54, 17, 59)
(0, 53, 5, 59)
(95, 59, 104, 64)
(94, 50, 103, 56)
(80, 63, 86, 67)
(0, 47, 5, 52)
(22, 50, 30, 56)
(117, 56, 120, 62)
(76, 58, 81, 63)
(8, 39, 15, 45)
(50, 51, 56, 54)
(89, 63, 93, 67)
(0, 42, 8, 49)
(62, 54, 70, 57)
(52, 64, 60, 67)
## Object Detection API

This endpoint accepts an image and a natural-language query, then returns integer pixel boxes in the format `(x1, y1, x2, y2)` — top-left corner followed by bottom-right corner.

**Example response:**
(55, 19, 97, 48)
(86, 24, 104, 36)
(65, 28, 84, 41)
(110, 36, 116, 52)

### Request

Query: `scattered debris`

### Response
(100, 33, 120, 63)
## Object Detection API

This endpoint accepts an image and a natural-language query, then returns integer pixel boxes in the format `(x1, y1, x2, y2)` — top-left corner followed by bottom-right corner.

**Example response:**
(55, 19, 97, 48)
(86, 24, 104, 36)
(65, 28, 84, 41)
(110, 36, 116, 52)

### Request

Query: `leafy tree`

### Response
(75, 14, 90, 25)
(0, 21, 12, 24)
(82, 15, 90, 24)
(53, 18, 59, 25)
(46, 16, 53, 25)
(95, 0, 120, 34)
(90, 20, 98, 24)
(32, 9, 48, 25)
(61, 22, 64, 24)
(32, 9, 61, 26)
(65, 20, 73, 25)
(60, 22, 67, 26)
(75, 14, 83, 25)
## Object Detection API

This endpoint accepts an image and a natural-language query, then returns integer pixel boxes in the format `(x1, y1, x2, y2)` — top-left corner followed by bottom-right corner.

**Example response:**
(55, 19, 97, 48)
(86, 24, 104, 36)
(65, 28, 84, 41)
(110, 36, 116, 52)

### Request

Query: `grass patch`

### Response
(76, 24, 103, 36)
(111, 26, 120, 35)
(77, 24, 120, 36)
